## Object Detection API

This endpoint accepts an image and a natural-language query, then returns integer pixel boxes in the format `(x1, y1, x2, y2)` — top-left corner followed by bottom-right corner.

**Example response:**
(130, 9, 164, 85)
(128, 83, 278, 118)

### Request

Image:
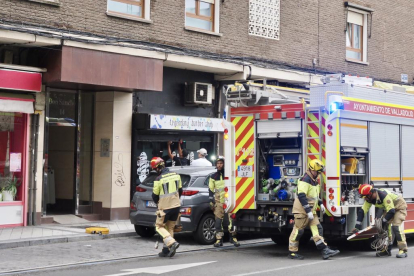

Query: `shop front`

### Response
(132, 113, 224, 196)
(0, 68, 41, 228)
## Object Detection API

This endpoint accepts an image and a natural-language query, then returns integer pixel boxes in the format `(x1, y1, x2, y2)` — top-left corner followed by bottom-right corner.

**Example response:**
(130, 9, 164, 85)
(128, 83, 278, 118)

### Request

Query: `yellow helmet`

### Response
(308, 159, 325, 172)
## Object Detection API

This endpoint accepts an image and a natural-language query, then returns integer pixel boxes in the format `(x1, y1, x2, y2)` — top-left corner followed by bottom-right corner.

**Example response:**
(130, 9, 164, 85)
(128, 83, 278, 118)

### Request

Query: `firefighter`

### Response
(353, 184, 408, 258)
(288, 159, 340, 260)
(209, 156, 240, 247)
(151, 157, 182, 258)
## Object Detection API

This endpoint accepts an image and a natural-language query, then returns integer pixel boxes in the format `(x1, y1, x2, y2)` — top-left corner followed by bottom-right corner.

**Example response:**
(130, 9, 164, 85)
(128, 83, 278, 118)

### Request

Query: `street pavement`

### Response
(0, 233, 413, 276)
(0, 220, 136, 250)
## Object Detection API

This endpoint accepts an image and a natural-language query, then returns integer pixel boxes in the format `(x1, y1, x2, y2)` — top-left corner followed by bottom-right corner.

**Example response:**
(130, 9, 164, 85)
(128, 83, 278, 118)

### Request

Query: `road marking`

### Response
(103, 261, 216, 276)
(232, 256, 356, 276)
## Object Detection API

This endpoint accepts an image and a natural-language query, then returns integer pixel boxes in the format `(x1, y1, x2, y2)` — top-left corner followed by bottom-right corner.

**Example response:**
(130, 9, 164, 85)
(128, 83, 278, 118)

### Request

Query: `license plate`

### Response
(238, 165, 253, 177)
(146, 201, 157, 208)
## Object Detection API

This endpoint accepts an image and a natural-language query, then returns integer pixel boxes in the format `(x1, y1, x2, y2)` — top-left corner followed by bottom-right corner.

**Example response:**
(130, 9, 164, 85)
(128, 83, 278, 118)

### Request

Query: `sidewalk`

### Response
(0, 220, 136, 249)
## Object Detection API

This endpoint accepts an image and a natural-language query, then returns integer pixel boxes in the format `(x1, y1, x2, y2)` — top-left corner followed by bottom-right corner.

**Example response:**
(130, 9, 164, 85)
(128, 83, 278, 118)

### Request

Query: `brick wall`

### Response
(1, 0, 413, 83)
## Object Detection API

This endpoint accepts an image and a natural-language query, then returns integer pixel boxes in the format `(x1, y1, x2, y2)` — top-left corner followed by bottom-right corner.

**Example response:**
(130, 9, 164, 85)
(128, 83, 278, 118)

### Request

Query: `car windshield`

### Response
(141, 173, 192, 188)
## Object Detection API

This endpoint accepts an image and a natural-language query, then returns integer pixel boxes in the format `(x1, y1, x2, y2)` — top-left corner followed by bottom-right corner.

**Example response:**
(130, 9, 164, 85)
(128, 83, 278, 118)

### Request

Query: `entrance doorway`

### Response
(43, 90, 94, 216)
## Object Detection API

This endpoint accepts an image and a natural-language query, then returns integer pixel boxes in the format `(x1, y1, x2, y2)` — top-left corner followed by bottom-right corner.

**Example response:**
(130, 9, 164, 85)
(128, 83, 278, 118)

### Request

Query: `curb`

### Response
(0, 231, 137, 250)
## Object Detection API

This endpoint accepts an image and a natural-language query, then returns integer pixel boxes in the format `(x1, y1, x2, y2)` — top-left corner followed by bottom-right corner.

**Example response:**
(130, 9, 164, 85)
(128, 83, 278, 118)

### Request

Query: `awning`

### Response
(373, 81, 414, 94)
(0, 93, 34, 114)
(0, 68, 42, 92)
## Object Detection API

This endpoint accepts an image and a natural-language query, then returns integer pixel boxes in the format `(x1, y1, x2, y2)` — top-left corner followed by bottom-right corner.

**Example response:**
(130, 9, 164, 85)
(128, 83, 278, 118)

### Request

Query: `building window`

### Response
(107, 0, 151, 22)
(108, 0, 144, 18)
(346, 10, 368, 63)
(248, 0, 280, 40)
(185, 0, 217, 33)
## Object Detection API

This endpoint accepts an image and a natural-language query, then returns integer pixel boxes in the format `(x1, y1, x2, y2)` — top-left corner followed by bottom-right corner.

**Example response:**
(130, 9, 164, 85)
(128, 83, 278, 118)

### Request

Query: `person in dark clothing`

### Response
(167, 139, 189, 166)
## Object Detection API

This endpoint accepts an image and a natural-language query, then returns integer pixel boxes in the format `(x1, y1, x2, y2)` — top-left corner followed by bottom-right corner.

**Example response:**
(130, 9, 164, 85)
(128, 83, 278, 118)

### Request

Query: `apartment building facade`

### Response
(0, 0, 412, 227)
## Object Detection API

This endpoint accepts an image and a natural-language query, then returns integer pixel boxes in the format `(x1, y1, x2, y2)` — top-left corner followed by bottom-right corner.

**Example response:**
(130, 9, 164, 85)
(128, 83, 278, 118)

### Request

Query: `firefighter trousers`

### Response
(386, 208, 408, 252)
(155, 207, 180, 247)
(289, 213, 326, 252)
(214, 203, 236, 239)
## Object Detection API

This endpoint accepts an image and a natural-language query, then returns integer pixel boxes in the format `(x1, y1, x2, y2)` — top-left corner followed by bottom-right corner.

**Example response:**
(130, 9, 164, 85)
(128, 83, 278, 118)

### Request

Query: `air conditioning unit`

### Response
(185, 82, 213, 105)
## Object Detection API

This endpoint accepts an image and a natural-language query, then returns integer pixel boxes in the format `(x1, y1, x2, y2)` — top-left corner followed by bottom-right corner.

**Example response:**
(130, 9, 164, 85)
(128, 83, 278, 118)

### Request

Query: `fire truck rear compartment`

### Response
(235, 134, 304, 233)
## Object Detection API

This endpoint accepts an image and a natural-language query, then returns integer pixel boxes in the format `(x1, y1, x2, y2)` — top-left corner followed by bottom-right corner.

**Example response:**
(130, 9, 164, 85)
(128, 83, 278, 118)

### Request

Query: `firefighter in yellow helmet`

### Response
(353, 184, 408, 258)
(288, 159, 340, 260)
(151, 157, 182, 258)
(209, 156, 240, 247)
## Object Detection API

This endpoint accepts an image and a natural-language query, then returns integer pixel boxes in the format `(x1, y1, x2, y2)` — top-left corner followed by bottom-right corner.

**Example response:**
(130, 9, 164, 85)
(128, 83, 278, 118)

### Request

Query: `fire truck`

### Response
(222, 75, 414, 242)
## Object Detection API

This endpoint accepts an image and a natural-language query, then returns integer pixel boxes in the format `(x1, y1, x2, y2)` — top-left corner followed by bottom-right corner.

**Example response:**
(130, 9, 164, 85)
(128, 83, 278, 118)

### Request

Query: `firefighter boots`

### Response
(214, 238, 223, 247)
(158, 247, 170, 257)
(321, 247, 340, 260)
(230, 236, 240, 247)
(396, 250, 407, 258)
(288, 252, 304, 260)
(167, 242, 180, 258)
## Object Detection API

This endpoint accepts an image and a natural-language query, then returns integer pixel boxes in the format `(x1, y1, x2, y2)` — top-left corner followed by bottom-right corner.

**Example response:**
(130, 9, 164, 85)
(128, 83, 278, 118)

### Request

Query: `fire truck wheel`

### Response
(134, 225, 156, 238)
(270, 234, 289, 245)
(194, 214, 216, 245)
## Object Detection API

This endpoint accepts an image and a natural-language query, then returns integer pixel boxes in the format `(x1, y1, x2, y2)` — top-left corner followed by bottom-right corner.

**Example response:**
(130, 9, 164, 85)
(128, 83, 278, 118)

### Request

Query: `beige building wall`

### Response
(93, 92, 132, 220)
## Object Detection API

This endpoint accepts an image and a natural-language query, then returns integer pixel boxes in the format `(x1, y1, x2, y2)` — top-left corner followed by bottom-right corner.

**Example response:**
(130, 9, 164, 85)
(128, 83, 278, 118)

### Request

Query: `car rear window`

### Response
(141, 173, 191, 188)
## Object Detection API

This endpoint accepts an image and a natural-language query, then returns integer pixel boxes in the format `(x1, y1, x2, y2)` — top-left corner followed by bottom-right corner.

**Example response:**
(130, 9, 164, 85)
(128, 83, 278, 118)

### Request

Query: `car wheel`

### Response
(134, 225, 156, 238)
(270, 234, 289, 245)
(194, 214, 216, 245)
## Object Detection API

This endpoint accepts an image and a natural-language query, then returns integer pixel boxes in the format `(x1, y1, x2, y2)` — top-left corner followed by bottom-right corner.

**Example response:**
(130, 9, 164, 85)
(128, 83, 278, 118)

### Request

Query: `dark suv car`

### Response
(130, 167, 218, 244)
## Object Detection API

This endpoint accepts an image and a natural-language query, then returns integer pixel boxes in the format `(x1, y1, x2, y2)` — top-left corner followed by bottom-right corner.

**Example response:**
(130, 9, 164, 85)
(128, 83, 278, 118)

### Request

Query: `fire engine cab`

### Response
(222, 75, 414, 242)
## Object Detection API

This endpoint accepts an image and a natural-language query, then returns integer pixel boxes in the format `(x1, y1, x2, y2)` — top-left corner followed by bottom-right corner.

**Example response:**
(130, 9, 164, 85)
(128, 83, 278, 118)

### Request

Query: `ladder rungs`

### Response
(306, 121, 320, 124)
(306, 137, 322, 140)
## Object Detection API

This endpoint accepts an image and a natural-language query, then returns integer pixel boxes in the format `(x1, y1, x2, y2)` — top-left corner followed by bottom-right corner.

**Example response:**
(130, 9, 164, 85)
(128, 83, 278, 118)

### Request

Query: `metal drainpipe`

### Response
(28, 115, 35, 226)
(32, 114, 39, 225)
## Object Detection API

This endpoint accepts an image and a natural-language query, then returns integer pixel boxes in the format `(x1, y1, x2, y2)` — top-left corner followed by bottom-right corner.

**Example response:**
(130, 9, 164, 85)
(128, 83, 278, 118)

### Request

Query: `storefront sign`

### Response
(343, 98, 414, 119)
(150, 114, 225, 132)
(10, 153, 22, 172)
(0, 69, 42, 92)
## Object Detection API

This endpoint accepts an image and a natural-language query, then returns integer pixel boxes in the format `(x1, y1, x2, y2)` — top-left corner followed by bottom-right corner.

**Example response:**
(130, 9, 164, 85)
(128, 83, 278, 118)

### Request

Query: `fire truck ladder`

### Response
(224, 80, 309, 106)
(304, 106, 325, 221)
(305, 106, 323, 163)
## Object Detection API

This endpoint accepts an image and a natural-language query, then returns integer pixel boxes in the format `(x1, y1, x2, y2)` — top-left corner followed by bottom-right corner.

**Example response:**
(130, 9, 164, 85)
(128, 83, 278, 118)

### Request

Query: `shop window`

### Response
(107, 0, 152, 23)
(0, 113, 26, 203)
(185, 0, 220, 35)
(346, 9, 368, 63)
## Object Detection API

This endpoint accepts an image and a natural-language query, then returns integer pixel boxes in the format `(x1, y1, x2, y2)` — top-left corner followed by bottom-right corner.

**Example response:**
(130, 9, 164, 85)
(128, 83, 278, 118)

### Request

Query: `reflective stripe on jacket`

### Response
(209, 172, 226, 204)
(362, 188, 406, 214)
(153, 169, 182, 210)
(292, 173, 320, 215)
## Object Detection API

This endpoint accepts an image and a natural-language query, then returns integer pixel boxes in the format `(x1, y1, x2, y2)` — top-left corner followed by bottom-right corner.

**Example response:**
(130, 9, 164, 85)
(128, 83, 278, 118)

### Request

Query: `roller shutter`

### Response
(257, 120, 301, 138)
(370, 123, 400, 181)
(340, 119, 368, 148)
(401, 126, 414, 198)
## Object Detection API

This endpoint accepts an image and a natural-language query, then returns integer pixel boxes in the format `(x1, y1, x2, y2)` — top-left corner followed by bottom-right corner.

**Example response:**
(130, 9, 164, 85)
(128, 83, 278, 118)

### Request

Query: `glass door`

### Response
(43, 90, 94, 216)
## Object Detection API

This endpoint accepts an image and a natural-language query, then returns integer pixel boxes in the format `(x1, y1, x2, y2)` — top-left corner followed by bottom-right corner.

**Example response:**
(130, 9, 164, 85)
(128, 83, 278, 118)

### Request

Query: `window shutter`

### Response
(347, 11, 363, 26)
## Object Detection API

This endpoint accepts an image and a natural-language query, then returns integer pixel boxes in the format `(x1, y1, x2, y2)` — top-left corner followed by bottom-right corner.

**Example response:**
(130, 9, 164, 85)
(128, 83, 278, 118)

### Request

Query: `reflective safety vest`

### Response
(153, 169, 182, 210)
(362, 188, 406, 214)
(209, 171, 226, 204)
(292, 173, 320, 215)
